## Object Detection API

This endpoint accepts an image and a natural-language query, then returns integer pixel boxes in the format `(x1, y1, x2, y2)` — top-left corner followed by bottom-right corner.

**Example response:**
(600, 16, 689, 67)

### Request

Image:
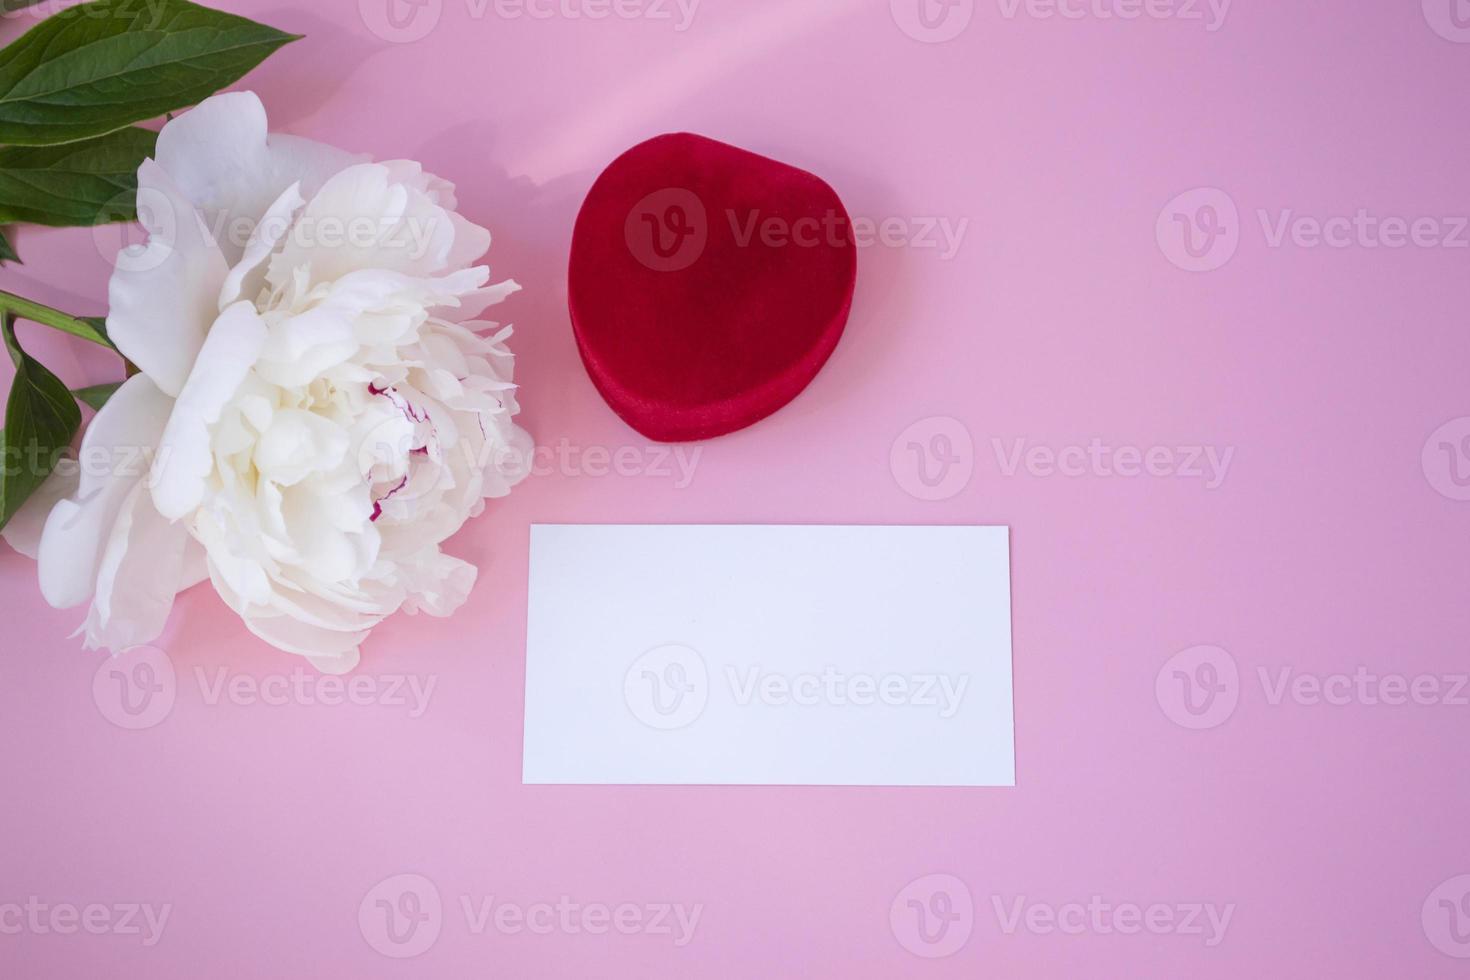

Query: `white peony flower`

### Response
(3, 91, 531, 672)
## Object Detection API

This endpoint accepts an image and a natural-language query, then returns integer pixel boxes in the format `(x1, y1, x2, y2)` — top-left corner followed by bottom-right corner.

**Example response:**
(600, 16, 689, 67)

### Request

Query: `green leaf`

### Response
(0, 0, 50, 11)
(78, 316, 111, 346)
(72, 382, 121, 411)
(0, 127, 157, 226)
(0, 314, 83, 532)
(0, 228, 17, 265)
(0, 0, 300, 146)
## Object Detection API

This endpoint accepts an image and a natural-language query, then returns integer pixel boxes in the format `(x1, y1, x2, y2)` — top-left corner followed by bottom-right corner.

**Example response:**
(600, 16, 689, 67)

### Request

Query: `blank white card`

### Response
(522, 525, 1015, 786)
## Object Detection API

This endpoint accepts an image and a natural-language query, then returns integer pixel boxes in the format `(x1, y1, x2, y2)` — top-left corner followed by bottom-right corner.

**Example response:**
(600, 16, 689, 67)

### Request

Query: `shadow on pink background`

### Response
(1, 0, 1468, 975)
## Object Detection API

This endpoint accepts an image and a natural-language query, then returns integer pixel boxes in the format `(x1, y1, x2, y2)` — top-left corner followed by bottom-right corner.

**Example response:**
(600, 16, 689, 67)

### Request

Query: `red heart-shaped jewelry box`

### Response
(568, 133, 857, 442)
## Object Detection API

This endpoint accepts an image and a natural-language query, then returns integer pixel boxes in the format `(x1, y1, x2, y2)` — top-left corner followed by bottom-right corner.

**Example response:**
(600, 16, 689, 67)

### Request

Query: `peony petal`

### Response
(399, 551, 478, 618)
(276, 482, 377, 584)
(483, 422, 534, 497)
(79, 480, 191, 652)
(36, 376, 172, 609)
(240, 609, 368, 661)
(442, 279, 521, 322)
(253, 409, 350, 487)
(218, 181, 305, 308)
(254, 306, 357, 389)
(178, 537, 210, 592)
(268, 163, 466, 286)
(446, 212, 492, 271)
(107, 160, 230, 396)
(151, 301, 267, 521)
(206, 554, 371, 667)
(308, 649, 362, 675)
(154, 92, 366, 265)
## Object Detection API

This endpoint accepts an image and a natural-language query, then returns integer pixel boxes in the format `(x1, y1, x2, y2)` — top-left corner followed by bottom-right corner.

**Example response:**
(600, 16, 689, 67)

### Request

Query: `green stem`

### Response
(0, 289, 111, 349)
(0, 310, 16, 366)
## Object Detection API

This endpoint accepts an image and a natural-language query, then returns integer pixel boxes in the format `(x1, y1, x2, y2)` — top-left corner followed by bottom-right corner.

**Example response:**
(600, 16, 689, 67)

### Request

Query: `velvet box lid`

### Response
(568, 133, 857, 443)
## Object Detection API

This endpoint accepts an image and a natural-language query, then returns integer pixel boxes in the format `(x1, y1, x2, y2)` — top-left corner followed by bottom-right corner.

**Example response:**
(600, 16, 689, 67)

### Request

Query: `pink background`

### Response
(3, 0, 1469, 975)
